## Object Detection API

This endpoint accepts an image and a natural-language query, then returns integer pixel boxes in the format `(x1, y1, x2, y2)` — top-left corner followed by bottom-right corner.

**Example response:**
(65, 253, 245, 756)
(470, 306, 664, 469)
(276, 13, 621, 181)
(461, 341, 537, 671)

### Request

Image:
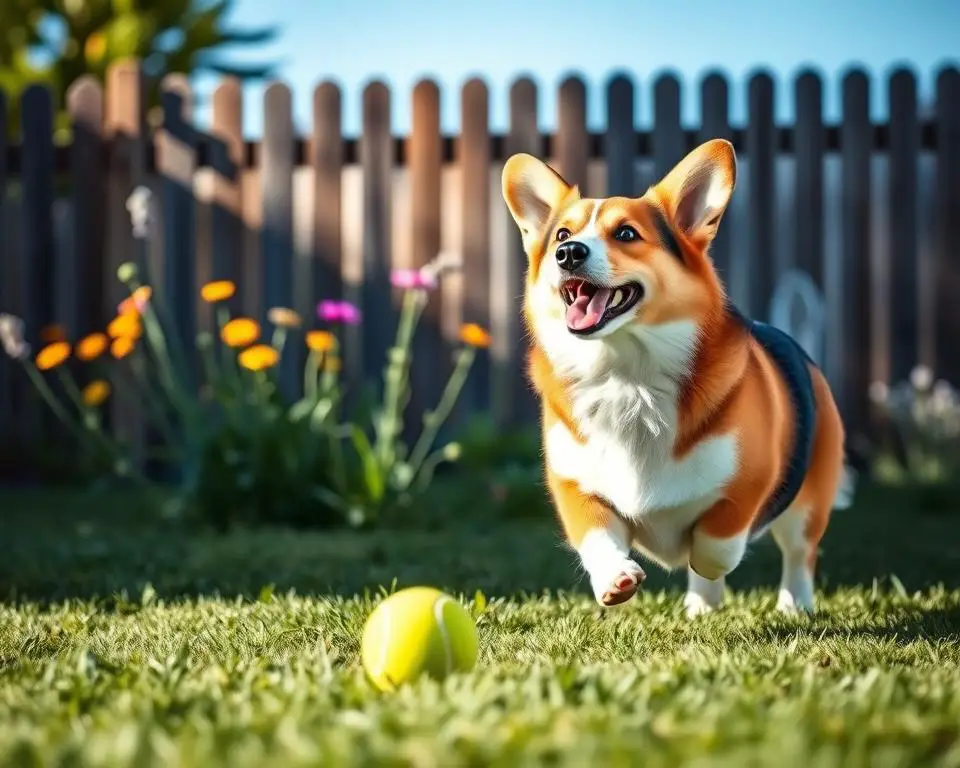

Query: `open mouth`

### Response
(560, 279, 644, 334)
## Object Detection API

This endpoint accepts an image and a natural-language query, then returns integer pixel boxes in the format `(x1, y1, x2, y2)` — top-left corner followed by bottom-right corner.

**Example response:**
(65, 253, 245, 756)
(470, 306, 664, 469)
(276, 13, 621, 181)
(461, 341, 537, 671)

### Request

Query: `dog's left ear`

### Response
(653, 139, 737, 244)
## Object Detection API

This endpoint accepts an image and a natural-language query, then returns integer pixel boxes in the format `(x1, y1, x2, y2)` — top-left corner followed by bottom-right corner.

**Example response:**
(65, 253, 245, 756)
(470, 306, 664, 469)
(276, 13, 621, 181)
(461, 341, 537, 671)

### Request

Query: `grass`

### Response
(0, 483, 959, 766)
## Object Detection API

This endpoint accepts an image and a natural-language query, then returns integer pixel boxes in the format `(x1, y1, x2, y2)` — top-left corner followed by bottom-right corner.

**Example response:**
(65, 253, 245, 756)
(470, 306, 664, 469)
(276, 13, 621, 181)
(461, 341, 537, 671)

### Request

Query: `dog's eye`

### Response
(556, 227, 571, 242)
(614, 225, 640, 243)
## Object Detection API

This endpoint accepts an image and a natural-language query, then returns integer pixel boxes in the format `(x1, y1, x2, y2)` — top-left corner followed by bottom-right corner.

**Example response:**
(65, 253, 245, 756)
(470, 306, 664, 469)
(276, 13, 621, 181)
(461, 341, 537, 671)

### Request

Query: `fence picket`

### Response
(746, 71, 776, 321)
(935, 67, 960, 385)
(699, 72, 732, 283)
(605, 73, 635, 198)
(794, 70, 824, 289)
(839, 69, 873, 437)
(652, 74, 683, 182)
(210, 77, 244, 300)
(557, 76, 589, 192)
(888, 68, 920, 382)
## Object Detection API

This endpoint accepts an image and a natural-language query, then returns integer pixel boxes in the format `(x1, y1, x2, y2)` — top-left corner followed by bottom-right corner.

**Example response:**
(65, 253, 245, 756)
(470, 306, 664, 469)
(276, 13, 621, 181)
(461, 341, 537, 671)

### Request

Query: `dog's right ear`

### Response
(501, 154, 576, 255)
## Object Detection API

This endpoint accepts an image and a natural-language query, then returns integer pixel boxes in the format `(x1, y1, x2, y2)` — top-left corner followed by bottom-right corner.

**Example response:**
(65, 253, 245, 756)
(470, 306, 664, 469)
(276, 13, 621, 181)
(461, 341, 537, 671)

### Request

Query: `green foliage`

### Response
(1, 233, 484, 531)
(0, 0, 278, 136)
(869, 364, 960, 495)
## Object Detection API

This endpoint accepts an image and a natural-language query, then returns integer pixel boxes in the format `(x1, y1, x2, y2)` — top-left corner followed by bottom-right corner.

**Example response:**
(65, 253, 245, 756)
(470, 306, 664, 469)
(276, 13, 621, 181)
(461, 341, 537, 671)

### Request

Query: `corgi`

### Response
(501, 139, 852, 617)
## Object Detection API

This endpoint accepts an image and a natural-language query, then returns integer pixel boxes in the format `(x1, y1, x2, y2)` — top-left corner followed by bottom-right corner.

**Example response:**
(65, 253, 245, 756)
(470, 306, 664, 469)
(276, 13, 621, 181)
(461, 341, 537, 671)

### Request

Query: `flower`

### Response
(76, 333, 109, 362)
(910, 365, 934, 392)
(317, 300, 361, 325)
(201, 280, 236, 303)
(118, 286, 152, 316)
(390, 268, 438, 291)
(459, 323, 491, 349)
(0, 314, 29, 360)
(306, 330, 337, 353)
(125, 187, 152, 239)
(35, 341, 71, 371)
(117, 261, 139, 283)
(81, 380, 111, 407)
(420, 251, 462, 283)
(111, 336, 135, 360)
(238, 344, 280, 372)
(268, 307, 303, 328)
(40, 324, 67, 343)
(221, 317, 260, 348)
(107, 312, 143, 340)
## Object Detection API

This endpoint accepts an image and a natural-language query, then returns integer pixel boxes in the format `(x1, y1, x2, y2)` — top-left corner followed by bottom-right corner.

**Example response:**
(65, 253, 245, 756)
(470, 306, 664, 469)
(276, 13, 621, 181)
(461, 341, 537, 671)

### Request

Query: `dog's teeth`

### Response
(611, 288, 624, 308)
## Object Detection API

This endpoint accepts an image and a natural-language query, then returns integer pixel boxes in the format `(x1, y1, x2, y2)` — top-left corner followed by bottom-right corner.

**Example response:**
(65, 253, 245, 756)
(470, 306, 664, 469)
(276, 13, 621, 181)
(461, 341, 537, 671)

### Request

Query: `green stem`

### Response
(375, 289, 427, 469)
(129, 350, 183, 451)
(405, 346, 476, 485)
(305, 350, 321, 400)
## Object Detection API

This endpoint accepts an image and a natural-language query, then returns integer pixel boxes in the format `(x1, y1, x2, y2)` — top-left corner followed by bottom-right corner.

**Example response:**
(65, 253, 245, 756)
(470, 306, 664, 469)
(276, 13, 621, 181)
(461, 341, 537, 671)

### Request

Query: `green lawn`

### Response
(1, 483, 959, 766)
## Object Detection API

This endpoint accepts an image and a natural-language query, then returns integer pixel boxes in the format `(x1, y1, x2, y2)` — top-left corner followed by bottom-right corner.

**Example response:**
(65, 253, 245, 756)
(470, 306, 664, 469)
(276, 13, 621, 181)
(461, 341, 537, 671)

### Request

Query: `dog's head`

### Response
(502, 139, 737, 344)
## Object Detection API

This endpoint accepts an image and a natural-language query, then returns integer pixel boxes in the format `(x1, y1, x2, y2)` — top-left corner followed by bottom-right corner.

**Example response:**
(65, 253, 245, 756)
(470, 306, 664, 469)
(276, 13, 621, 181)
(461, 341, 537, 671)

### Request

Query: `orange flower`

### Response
(76, 333, 109, 362)
(118, 286, 152, 316)
(111, 336, 135, 360)
(268, 307, 302, 329)
(459, 323, 491, 349)
(81, 380, 111, 407)
(107, 312, 143, 340)
(40, 324, 67, 343)
(221, 317, 260, 348)
(35, 341, 71, 371)
(201, 280, 236, 303)
(306, 330, 337, 353)
(238, 344, 280, 372)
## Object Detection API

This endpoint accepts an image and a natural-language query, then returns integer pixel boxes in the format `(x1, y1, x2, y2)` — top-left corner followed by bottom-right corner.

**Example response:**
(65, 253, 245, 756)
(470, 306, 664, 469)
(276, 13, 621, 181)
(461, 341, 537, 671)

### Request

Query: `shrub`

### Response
(0, 191, 488, 530)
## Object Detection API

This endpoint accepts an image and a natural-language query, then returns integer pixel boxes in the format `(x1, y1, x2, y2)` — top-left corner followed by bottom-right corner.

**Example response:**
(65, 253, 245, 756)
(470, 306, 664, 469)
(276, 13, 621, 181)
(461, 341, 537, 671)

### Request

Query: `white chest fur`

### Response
(539, 320, 740, 569)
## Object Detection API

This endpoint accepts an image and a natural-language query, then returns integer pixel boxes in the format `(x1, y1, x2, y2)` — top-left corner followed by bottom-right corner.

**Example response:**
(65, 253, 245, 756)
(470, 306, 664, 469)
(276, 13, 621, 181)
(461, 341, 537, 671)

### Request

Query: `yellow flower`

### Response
(238, 344, 280, 372)
(221, 317, 260, 348)
(323, 355, 342, 374)
(110, 336, 135, 360)
(84, 32, 107, 64)
(35, 341, 71, 371)
(40, 324, 67, 343)
(306, 330, 337, 353)
(268, 307, 302, 329)
(107, 312, 143, 340)
(459, 323, 491, 349)
(201, 280, 236, 303)
(118, 286, 152, 316)
(76, 333, 109, 362)
(81, 380, 111, 407)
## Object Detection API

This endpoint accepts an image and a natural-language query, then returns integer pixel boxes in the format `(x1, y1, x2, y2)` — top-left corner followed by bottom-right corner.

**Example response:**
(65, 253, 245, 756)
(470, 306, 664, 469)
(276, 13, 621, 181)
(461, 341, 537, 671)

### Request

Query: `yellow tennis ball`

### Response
(361, 586, 478, 691)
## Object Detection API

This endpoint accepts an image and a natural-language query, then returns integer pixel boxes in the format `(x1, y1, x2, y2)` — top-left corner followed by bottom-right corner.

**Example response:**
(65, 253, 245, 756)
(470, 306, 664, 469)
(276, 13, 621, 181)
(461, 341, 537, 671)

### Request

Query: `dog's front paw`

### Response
(683, 591, 716, 618)
(591, 562, 646, 607)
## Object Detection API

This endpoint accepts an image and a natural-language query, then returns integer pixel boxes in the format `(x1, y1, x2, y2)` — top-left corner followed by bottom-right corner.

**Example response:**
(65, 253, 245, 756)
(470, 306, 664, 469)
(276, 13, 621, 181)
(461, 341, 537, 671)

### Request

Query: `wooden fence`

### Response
(1, 60, 959, 473)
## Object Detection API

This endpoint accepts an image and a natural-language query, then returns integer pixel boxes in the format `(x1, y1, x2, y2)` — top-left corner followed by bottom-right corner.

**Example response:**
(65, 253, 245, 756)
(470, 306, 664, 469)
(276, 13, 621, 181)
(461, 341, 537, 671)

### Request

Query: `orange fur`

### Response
(502, 139, 849, 613)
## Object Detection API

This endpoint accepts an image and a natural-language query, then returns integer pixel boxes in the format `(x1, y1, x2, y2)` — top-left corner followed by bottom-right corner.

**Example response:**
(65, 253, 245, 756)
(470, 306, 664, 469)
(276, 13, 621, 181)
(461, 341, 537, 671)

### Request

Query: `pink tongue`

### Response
(566, 287, 611, 330)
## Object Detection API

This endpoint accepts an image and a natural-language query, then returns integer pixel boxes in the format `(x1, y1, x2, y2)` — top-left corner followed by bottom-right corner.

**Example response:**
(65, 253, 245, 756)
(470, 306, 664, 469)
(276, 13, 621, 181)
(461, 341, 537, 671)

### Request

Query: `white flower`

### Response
(0, 313, 30, 361)
(868, 380, 889, 404)
(910, 364, 934, 392)
(125, 186, 153, 239)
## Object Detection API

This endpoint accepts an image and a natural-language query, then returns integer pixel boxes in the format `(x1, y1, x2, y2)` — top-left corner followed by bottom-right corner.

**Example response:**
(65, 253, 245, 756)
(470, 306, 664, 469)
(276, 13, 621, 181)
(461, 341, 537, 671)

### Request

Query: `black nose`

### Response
(555, 240, 589, 271)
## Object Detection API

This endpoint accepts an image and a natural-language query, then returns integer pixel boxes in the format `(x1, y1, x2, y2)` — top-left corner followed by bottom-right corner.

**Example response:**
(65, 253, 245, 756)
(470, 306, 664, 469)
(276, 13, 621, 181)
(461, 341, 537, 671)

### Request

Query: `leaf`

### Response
(349, 425, 385, 503)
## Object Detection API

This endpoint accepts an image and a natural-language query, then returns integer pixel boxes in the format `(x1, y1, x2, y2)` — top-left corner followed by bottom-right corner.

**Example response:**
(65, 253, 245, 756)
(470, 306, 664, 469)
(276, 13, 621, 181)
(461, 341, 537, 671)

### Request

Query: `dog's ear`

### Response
(501, 153, 577, 255)
(653, 139, 737, 245)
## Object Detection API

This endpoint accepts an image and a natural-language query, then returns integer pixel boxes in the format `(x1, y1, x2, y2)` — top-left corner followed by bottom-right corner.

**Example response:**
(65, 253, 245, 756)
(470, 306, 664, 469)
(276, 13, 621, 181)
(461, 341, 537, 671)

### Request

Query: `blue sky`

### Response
(191, 0, 960, 137)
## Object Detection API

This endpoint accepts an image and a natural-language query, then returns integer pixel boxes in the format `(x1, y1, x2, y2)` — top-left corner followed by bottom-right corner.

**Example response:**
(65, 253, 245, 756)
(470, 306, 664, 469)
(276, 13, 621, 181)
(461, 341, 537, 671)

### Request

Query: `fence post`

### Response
(499, 77, 541, 428)
(934, 67, 960, 385)
(157, 74, 198, 382)
(746, 71, 776, 321)
(210, 77, 244, 294)
(312, 81, 343, 308)
(409, 79, 444, 434)
(699, 72, 732, 283)
(838, 68, 873, 440)
(261, 81, 297, 398)
(20, 84, 57, 452)
(605, 73, 635, 198)
(888, 68, 919, 382)
(794, 70, 824, 290)
(652, 73, 684, 182)
(557, 75, 588, 192)
(459, 78, 491, 422)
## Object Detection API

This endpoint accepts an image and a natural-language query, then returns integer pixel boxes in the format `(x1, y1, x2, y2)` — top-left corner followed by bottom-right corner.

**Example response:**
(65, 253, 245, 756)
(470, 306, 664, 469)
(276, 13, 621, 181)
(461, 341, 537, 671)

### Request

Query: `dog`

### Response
(500, 139, 852, 617)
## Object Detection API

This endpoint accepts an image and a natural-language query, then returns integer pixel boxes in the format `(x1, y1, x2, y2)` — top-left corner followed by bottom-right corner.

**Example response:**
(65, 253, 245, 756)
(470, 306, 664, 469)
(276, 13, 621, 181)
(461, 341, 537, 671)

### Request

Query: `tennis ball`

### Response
(361, 586, 478, 691)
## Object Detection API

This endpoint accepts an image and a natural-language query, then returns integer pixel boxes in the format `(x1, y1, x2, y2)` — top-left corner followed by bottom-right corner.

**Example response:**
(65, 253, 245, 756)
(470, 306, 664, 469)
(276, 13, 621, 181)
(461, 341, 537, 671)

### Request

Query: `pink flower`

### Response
(391, 268, 438, 291)
(317, 300, 361, 325)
